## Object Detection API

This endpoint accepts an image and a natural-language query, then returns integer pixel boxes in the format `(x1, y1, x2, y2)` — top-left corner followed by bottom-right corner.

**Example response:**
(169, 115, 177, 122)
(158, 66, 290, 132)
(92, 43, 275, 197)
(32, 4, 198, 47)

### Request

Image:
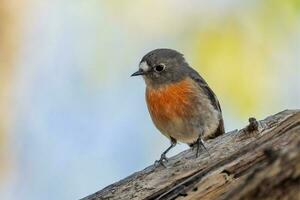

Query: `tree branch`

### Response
(81, 109, 300, 200)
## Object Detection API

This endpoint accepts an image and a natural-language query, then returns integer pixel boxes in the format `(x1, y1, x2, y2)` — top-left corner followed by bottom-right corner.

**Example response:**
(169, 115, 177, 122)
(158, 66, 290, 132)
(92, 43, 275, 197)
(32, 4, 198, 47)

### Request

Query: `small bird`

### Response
(131, 49, 224, 166)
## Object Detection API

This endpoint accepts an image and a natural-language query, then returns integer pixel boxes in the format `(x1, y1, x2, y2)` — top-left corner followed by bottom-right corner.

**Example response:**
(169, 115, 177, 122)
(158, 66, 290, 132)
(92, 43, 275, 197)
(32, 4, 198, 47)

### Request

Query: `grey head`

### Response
(131, 49, 191, 87)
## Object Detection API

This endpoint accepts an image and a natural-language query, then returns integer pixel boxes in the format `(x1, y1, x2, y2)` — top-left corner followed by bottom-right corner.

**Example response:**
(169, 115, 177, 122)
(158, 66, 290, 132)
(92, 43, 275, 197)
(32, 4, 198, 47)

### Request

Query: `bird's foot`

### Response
(194, 138, 210, 158)
(154, 154, 168, 168)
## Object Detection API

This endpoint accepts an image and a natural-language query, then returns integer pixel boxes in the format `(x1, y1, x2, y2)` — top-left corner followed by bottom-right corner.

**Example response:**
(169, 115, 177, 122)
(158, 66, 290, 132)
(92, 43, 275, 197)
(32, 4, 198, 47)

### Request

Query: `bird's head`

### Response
(131, 49, 189, 87)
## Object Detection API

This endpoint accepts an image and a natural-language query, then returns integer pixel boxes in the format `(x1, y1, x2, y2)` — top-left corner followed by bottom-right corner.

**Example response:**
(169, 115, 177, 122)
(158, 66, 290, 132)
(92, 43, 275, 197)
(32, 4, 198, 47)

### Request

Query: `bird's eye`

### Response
(154, 64, 165, 72)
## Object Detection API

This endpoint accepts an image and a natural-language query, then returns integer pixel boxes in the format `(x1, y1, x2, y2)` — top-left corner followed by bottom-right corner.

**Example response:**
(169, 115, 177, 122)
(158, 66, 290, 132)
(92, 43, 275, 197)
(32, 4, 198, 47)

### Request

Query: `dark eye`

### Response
(154, 64, 165, 72)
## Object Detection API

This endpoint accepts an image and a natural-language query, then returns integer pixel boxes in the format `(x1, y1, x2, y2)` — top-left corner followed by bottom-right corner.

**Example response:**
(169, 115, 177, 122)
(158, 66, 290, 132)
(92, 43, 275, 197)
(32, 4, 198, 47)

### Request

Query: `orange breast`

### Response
(146, 78, 199, 127)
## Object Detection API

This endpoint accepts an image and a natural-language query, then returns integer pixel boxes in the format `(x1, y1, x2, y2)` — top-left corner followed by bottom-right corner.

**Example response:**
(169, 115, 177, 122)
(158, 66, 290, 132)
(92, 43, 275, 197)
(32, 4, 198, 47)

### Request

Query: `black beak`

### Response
(131, 70, 145, 77)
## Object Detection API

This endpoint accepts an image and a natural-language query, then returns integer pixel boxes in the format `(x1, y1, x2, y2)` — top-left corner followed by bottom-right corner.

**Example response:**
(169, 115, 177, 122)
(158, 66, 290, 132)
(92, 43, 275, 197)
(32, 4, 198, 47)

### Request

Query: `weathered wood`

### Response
(81, 110, 300, 200)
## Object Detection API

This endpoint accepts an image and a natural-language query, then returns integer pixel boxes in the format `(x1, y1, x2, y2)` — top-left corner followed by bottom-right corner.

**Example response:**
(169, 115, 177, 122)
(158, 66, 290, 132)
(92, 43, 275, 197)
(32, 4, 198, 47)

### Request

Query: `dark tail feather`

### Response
(216, 118, 225, 137)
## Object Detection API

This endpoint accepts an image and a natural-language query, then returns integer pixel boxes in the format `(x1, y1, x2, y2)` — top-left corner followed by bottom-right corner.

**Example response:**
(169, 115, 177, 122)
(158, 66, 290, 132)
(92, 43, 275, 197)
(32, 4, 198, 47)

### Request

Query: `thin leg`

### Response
(155, 137, 176, 167)
(196, 137, 210, 158)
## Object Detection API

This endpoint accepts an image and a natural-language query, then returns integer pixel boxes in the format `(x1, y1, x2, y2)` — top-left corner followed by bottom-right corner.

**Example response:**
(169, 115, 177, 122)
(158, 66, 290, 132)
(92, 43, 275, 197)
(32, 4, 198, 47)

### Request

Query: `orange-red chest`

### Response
(146, 78, 199, 127)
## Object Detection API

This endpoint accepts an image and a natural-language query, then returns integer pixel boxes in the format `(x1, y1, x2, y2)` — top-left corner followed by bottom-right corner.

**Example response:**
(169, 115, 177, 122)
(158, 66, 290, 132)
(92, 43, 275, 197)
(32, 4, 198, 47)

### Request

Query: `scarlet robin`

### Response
(131, 49, 225, 166)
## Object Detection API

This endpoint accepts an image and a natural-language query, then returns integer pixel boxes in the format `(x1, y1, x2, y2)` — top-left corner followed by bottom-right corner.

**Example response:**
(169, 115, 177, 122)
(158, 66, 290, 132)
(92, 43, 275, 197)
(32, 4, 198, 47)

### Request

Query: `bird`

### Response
(131, 48, 225, 166)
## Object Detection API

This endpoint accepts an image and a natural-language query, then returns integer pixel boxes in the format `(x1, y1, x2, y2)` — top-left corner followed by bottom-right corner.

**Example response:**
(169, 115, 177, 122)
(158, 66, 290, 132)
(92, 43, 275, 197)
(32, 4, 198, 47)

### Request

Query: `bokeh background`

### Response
(1, 0, 300, 199)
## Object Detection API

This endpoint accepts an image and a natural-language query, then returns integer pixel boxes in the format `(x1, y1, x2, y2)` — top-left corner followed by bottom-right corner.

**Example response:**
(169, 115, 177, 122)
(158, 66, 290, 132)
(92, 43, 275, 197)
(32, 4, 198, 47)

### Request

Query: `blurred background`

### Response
(0, 0, 299, 199)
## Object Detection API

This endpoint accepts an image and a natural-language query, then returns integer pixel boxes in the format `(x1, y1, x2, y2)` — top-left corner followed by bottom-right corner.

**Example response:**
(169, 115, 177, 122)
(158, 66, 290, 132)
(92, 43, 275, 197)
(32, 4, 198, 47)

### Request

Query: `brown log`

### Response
(81, 110, 300, 200)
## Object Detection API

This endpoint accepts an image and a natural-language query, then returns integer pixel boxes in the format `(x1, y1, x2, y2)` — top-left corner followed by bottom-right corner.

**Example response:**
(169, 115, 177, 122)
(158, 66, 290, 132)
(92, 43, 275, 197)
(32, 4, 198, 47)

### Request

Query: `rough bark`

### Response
(81, 110, 300, 200)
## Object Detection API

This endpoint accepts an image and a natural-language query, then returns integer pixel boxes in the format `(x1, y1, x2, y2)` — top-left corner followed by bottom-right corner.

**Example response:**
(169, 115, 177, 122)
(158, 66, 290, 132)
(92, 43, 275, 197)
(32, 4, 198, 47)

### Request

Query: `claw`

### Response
(154, 159, 167, 168)
(195, 138, 210, 158)
(154, 153, 168, 167)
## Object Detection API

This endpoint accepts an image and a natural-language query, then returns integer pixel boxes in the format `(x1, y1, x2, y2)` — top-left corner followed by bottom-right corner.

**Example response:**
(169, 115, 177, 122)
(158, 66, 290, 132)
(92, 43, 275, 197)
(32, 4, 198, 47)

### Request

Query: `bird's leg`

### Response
(195, 137, 210, 158)
(155, 138, 176, 167)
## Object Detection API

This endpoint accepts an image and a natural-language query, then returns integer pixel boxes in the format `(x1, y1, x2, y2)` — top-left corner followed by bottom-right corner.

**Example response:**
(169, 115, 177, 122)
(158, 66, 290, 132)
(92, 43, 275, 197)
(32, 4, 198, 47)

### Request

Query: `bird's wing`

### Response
(188, 68, 225, 138)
